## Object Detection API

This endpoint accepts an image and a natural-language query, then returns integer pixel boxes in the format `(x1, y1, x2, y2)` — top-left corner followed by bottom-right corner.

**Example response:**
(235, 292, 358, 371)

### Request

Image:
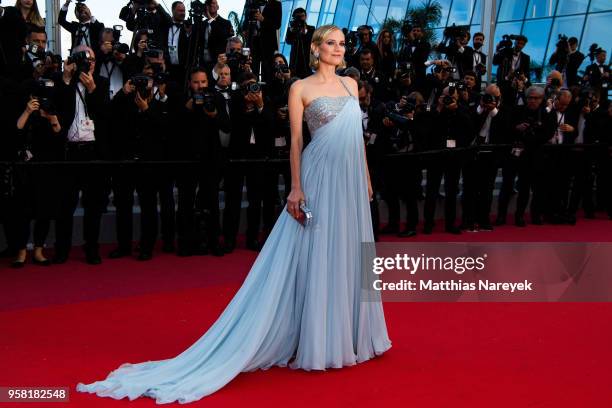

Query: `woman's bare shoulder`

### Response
(339, 75, 359, 95)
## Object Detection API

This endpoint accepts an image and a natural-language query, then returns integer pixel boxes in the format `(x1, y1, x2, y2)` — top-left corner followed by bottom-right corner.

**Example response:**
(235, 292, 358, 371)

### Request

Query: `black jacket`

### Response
(426, 106, 474, 150)
(493, 50, 531, 82)
(0, 6, 28, 78)
(227, 94, 275, 158)
(285, 24, 315, 79)
(58, 8, 105, 50)
(158, 20, 190, 67)
(204, 16, 234, 62)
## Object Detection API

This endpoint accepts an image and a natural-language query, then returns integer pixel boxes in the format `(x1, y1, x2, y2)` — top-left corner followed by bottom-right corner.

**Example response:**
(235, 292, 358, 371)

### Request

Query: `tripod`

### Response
(184, 6, 206, 92)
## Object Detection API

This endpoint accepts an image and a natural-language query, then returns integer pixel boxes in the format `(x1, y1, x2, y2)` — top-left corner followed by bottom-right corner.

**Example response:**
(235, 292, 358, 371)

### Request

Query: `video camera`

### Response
(587, 43, 604, 63)
(497, 34, 520, 56)
(189, 0, 206, 18)
(289, 15, 306, 32)
(226, 48, 250, 71)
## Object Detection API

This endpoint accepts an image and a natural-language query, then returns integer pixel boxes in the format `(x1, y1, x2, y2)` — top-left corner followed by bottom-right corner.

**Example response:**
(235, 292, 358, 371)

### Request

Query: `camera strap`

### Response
(75, 84, 90, 118)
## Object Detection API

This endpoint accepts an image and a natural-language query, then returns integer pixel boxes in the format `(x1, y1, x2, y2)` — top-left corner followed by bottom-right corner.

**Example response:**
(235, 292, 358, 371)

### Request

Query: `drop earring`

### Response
(314, 51, 320, 59)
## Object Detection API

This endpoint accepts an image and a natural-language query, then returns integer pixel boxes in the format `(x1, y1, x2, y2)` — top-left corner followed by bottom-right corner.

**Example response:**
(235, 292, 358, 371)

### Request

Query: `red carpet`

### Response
(1, 219, 612, 407)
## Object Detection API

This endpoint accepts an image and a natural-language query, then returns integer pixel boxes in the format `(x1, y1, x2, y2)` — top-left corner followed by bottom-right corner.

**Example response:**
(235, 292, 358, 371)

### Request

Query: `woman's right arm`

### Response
(286, 80, 306, 219)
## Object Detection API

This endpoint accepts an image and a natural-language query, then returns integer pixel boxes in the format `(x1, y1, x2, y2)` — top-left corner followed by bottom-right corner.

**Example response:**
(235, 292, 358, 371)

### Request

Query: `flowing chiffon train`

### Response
(76, 77, 392, 404)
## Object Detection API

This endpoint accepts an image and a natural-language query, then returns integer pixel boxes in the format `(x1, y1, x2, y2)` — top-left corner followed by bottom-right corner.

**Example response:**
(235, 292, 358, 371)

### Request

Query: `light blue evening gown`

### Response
(76, 77, 392, 404)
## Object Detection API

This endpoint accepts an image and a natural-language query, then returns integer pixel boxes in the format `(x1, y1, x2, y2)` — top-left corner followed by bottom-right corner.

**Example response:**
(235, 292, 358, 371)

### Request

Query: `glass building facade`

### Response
(278, 0, 612, 81)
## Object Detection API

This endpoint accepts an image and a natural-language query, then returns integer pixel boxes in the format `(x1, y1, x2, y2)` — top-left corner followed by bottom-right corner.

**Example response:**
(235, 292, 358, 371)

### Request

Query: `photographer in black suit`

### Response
(549, 36, 585, 87)
(240, 0, 281, 83)
(285, 8, 314, 79)
(462, 84, 510, 231)
(159, 1, 190, 84)
(397, 23, 431, 92)
(583, 48, 610, 105)
(493, 34, 530, 91)
(423, 85, 474, 235)
(59, 0, 105, 50)
(175, 67, 227, 257)
(223, 71, 274, 252)
(0, 4, 28, 79)
(54, 45, 110, 264)
(201, 0, 234, 73)
(120, 0, 171, 48)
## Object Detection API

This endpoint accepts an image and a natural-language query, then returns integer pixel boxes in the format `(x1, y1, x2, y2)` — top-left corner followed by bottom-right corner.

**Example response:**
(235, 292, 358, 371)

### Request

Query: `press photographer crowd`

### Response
(0, 0, 610, 268)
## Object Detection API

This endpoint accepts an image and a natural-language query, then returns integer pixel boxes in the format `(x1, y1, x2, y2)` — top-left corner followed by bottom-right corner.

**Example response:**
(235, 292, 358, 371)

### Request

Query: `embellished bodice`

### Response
(304, 95, 356, 133)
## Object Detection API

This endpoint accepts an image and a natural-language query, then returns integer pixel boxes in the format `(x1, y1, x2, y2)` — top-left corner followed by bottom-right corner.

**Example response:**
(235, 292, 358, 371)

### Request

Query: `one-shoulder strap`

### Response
(338, 76, 353, 97)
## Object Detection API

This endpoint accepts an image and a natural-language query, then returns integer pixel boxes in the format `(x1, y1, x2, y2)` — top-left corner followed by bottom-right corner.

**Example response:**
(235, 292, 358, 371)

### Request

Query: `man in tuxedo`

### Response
(359, 48, 390, 101)
(120, 0, 172, 48)
(441, 29, 474, 80)
(397, 23, 431, 93)
(201, 0, 234, 74)
(584, 48, 610, 104)
(0, 4, 28, 79)
(349, 25, 380, 69)
(54, 45, 110, 264)
(241, 0, 281, 83)
(158, 1, 190, 84)
(284, 7, 314, 79)
(549, 37, 585, 87)
(493, 35, 530, 89)
(59, 0, 105, 50)
(472, 32, 487, 88)
(223, 71, 275, 252)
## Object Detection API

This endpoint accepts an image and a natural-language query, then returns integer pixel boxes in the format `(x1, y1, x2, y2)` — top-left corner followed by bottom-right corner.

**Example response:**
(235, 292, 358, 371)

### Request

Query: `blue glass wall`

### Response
(278, 0, 612, 80)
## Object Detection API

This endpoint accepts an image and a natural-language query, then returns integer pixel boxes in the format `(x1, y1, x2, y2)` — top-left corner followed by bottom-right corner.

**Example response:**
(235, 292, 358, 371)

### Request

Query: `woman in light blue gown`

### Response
(76, 25, 391, 404)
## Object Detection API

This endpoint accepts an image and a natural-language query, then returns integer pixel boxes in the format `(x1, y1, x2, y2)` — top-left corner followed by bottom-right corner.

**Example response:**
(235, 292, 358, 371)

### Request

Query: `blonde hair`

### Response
(309, 25, 347, 71)
(15, 0, 45, 27)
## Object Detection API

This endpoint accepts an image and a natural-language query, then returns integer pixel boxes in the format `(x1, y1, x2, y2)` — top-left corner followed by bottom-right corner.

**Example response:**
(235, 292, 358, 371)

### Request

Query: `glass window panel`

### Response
(579, 12, 612, 71)
(321, 13, 335, 25)
(471, 0, 482, 25)
(387, 0, 407, 21)
(589, 0, 612, 12)
(525, 0, 558, 19)
(280, 1, 294, 43)
(448, 0, 477, 26)
(431, 27, 445, 50)
(498, 0, 528, 21)
(521, 18, 553, 70)
(436, 0, 453, 27)
(318, 0, 338, 26)
(555, 0, 588, 15)
(543, 15, 584, 66)
(333, 0, 353, 29)
(293, 0, 308, 9)
(349, 0, 371, 31)
(368, 0, 389, 32)
(309, 0, 323, 13)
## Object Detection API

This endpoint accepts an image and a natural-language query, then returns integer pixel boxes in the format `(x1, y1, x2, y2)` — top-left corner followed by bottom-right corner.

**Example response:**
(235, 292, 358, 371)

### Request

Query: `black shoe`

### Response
(223, 240, 236, 254)
(445, 226, 462, 235)
(32, 257, 52, 266)
(108, 248, 131, 259)
(162, 242, 176, 253)
(85, 251, 102, 265)
(11, 259, 26, 268)
(380, 224, 400, 234)
(0, 248, 17, 258)
(398, 229, 417, 238)
(423, 225, 433, 235)
(462, 224, 478, 232)
(52, 252, 68, 264)
(495, 217, 506, 226)
(515, 215, 526, 227)
(246, 239, 261, 251)
(138, 251, 153, 261)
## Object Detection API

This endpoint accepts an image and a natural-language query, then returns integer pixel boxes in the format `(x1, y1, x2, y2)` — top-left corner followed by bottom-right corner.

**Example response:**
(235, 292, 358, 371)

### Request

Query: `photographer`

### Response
(120, 0, 171, 47)
(493, 34, 530, 88)
(376, 28, 396, 80)
(217, 36, 253, 80)
(497, 86, 556, 226)
(379, 91, 426, 238)
(472, 32, 487, 88)
(20, 26, 52, 80)
(10, 80, 63, 267)
(583, 48, 610, 105)
(240, 0, 282, 83)
(349, 25, 380, 69)
(422, 85, 473, 235)
(549, 36, 584, 87)
(96, 28, 129, 99)
(422, 59, 453, 110)
(462, 84, 510, 231)
(397, 23, 431, 92)
(201, 0, 235, 72)
(158, 1, 189, 84)
(59, 0, 105, 50)
(544, 70, 563, 103)
(168, 68, 223, 256)
(284, 7, 314, 79)
(108, 72, 167, 261)
(359, 48, 391, 102)
(54, 45, 110, 264)
(457, 71, 480, 111)
(223, 71, 275, 252)
(438, 26, 473, 80)
(0, 3, 28, 79)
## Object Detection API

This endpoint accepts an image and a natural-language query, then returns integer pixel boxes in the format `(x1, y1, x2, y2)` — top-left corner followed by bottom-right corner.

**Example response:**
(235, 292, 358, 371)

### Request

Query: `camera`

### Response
(397, 61, 413, 80)
(448, 80, 465, 94)
(189, 0, 205, 18)
(289, 16, 305, 32)
(113, 42, 130, 54)
(384, 99, 415, 126)
(131, 74, 152, 98)
(27, 44, 47, 60)
(241, 82, 262, 95)
(67, 50, 92, 74)
(481, 93, 497, 104)
(32, 78, 56, 114)
(273, 63, 290, 76)
(192, 88, 217, 112)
